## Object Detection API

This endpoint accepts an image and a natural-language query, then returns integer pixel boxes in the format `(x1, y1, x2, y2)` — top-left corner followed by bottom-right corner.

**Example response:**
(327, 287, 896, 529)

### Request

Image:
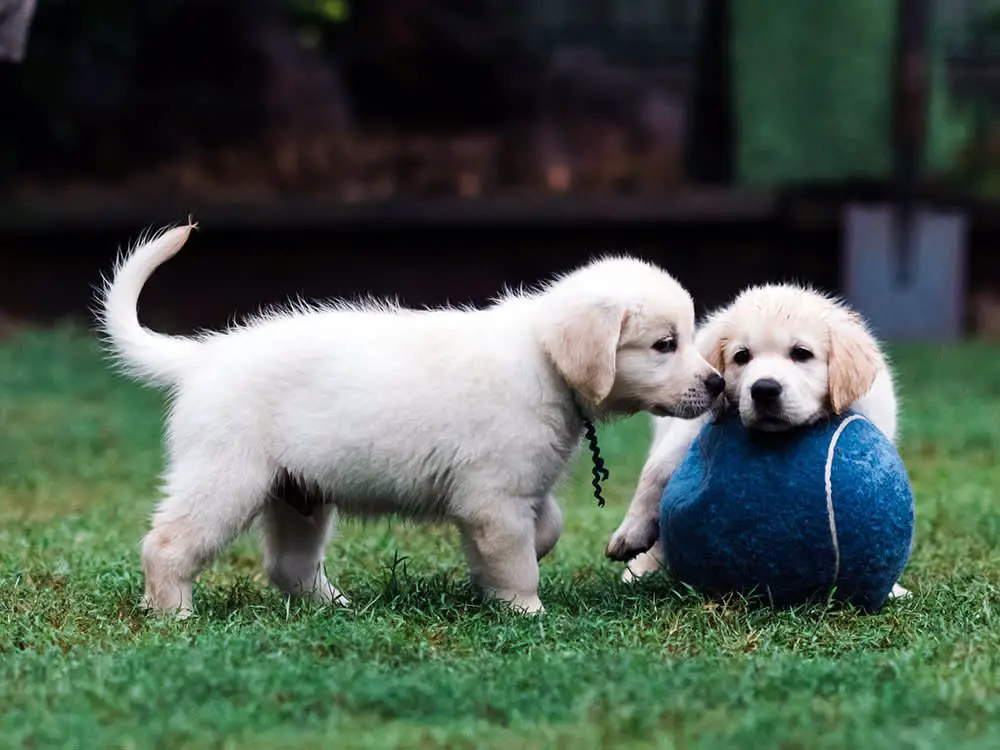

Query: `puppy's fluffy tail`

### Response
(96, 222, 202, 388)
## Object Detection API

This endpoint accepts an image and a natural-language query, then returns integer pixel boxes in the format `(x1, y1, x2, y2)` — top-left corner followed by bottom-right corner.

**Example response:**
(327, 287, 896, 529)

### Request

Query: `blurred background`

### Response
(2, 0, 1000, 340)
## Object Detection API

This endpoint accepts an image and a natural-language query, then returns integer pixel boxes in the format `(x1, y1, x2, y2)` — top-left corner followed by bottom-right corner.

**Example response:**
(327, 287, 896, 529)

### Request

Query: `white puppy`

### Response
(97, 222, 723, 617)
(606, 284, 905, 596)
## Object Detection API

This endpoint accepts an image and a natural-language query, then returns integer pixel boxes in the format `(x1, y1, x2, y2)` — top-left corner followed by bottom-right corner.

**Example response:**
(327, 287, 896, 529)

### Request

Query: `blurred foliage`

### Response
(962, 0, 1000, 55)
(939, 0, 1000, 199)
(6, 0, 1000, 199)
(731, 0, 967, 187)
(5, 0, 139, 151)
(295, 0, 350, 22)
(0, 0, 352, 177)
(285, 0, 350, 50)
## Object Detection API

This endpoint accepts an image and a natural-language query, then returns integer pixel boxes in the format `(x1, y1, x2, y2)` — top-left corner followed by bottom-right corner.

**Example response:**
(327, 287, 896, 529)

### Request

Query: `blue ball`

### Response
(660, 410, 915, 612)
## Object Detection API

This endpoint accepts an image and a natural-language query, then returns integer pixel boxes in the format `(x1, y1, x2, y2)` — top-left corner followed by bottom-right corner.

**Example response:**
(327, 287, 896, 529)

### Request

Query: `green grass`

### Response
(2, 327, 1000, 749)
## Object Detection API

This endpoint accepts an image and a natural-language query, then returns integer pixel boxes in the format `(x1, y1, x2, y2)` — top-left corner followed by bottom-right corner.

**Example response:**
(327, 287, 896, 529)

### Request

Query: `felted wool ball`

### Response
(660, 410, 914, 612)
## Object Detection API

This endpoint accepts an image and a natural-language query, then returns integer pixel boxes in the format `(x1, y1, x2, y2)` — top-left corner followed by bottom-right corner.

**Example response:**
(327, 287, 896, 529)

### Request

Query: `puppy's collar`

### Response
(569, 391, 609, 508)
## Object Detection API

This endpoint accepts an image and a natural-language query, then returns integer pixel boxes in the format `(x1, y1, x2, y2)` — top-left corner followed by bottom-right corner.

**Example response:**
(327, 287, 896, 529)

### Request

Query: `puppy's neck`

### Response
(568, 389, 596, 426)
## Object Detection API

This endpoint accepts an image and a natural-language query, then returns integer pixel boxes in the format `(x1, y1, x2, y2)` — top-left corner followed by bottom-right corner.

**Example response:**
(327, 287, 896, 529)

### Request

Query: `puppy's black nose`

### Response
(704, 373, 725, 398)
(750, 378, 783, 403)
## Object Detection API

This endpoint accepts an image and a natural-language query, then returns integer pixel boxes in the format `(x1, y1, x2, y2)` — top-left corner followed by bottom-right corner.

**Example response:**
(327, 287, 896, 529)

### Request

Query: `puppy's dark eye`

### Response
(652, 337, 677, 354)
(790, 346, 814, 363)
(732, 349, 751, 366)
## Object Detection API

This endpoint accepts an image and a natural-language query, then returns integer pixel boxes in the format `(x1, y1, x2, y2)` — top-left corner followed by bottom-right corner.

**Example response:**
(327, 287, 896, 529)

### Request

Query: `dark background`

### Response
(2, 0, 1000, 336)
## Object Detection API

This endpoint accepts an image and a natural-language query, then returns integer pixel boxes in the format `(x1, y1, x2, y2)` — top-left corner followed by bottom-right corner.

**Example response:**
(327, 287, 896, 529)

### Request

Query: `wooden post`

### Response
(683, 0, 733, 185)
(890, 0, 930, 285)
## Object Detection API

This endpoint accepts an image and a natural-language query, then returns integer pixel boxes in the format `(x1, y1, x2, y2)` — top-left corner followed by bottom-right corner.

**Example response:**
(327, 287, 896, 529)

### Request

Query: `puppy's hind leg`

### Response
(534, 493, 564, 561)
(459, 498, 544, 614)
(141, 451, 273, 618)
(260, 483, 348, 607)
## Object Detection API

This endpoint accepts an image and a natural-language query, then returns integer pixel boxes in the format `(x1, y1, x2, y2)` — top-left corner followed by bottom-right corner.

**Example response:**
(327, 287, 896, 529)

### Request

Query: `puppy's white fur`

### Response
(607, 284, 907, 597)
(97, 223, 720, 617)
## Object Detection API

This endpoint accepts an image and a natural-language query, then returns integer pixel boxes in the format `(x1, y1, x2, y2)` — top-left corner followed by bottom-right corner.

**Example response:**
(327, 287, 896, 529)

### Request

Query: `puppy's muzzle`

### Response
(748, 377, 790, 425)
(750, 377, 782, 405)
(659, 373, 726, 419)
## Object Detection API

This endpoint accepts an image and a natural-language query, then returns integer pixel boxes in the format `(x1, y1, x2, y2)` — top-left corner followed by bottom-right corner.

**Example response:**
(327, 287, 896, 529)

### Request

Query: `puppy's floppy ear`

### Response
(694, 308, 729, 374)
(540, 300, 628, 406)
(695, 308, 732, 423)
(828, 309, 883, 414)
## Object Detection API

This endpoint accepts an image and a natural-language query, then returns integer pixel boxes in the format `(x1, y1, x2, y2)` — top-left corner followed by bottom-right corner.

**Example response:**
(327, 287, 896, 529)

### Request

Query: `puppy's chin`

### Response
(740, 407, 829, 432)
(653, 399, 716, 420)
(743, 415, 795, 432)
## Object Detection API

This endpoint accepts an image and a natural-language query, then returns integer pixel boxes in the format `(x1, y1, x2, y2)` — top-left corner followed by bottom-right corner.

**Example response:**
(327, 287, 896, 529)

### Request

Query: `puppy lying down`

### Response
(606, 283, 909, 598)
(97, 223, 723, 616)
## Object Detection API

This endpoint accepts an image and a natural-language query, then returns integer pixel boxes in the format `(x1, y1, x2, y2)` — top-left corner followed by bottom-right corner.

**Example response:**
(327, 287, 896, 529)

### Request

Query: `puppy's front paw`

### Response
(606, 516, 659, 561)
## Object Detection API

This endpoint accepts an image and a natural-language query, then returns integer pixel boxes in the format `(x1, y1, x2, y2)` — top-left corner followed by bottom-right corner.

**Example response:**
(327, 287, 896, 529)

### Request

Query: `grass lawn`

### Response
(2, 327, 1000, 749)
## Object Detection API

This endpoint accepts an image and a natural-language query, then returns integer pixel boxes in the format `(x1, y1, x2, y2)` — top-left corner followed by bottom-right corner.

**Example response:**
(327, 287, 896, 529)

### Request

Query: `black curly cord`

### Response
(568, 391, 609, 507)
(582, 416, 609, 508)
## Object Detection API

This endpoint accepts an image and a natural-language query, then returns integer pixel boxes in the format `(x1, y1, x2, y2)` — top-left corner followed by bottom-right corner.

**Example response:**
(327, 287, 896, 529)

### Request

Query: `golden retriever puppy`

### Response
(97, 223, 723, 617)
(606, 284, 906, 598)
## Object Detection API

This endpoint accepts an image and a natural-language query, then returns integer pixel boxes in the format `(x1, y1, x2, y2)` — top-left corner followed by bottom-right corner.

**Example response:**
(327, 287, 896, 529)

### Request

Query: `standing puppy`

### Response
(98, 223, 723, 617)
(606, 284, 903, 589)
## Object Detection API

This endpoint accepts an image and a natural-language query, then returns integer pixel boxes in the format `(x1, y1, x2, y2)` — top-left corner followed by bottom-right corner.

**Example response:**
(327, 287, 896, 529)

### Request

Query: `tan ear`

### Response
(694, 308, 729, 374)
(828, 311, 882, 414)
(541, 301, 627, 406)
